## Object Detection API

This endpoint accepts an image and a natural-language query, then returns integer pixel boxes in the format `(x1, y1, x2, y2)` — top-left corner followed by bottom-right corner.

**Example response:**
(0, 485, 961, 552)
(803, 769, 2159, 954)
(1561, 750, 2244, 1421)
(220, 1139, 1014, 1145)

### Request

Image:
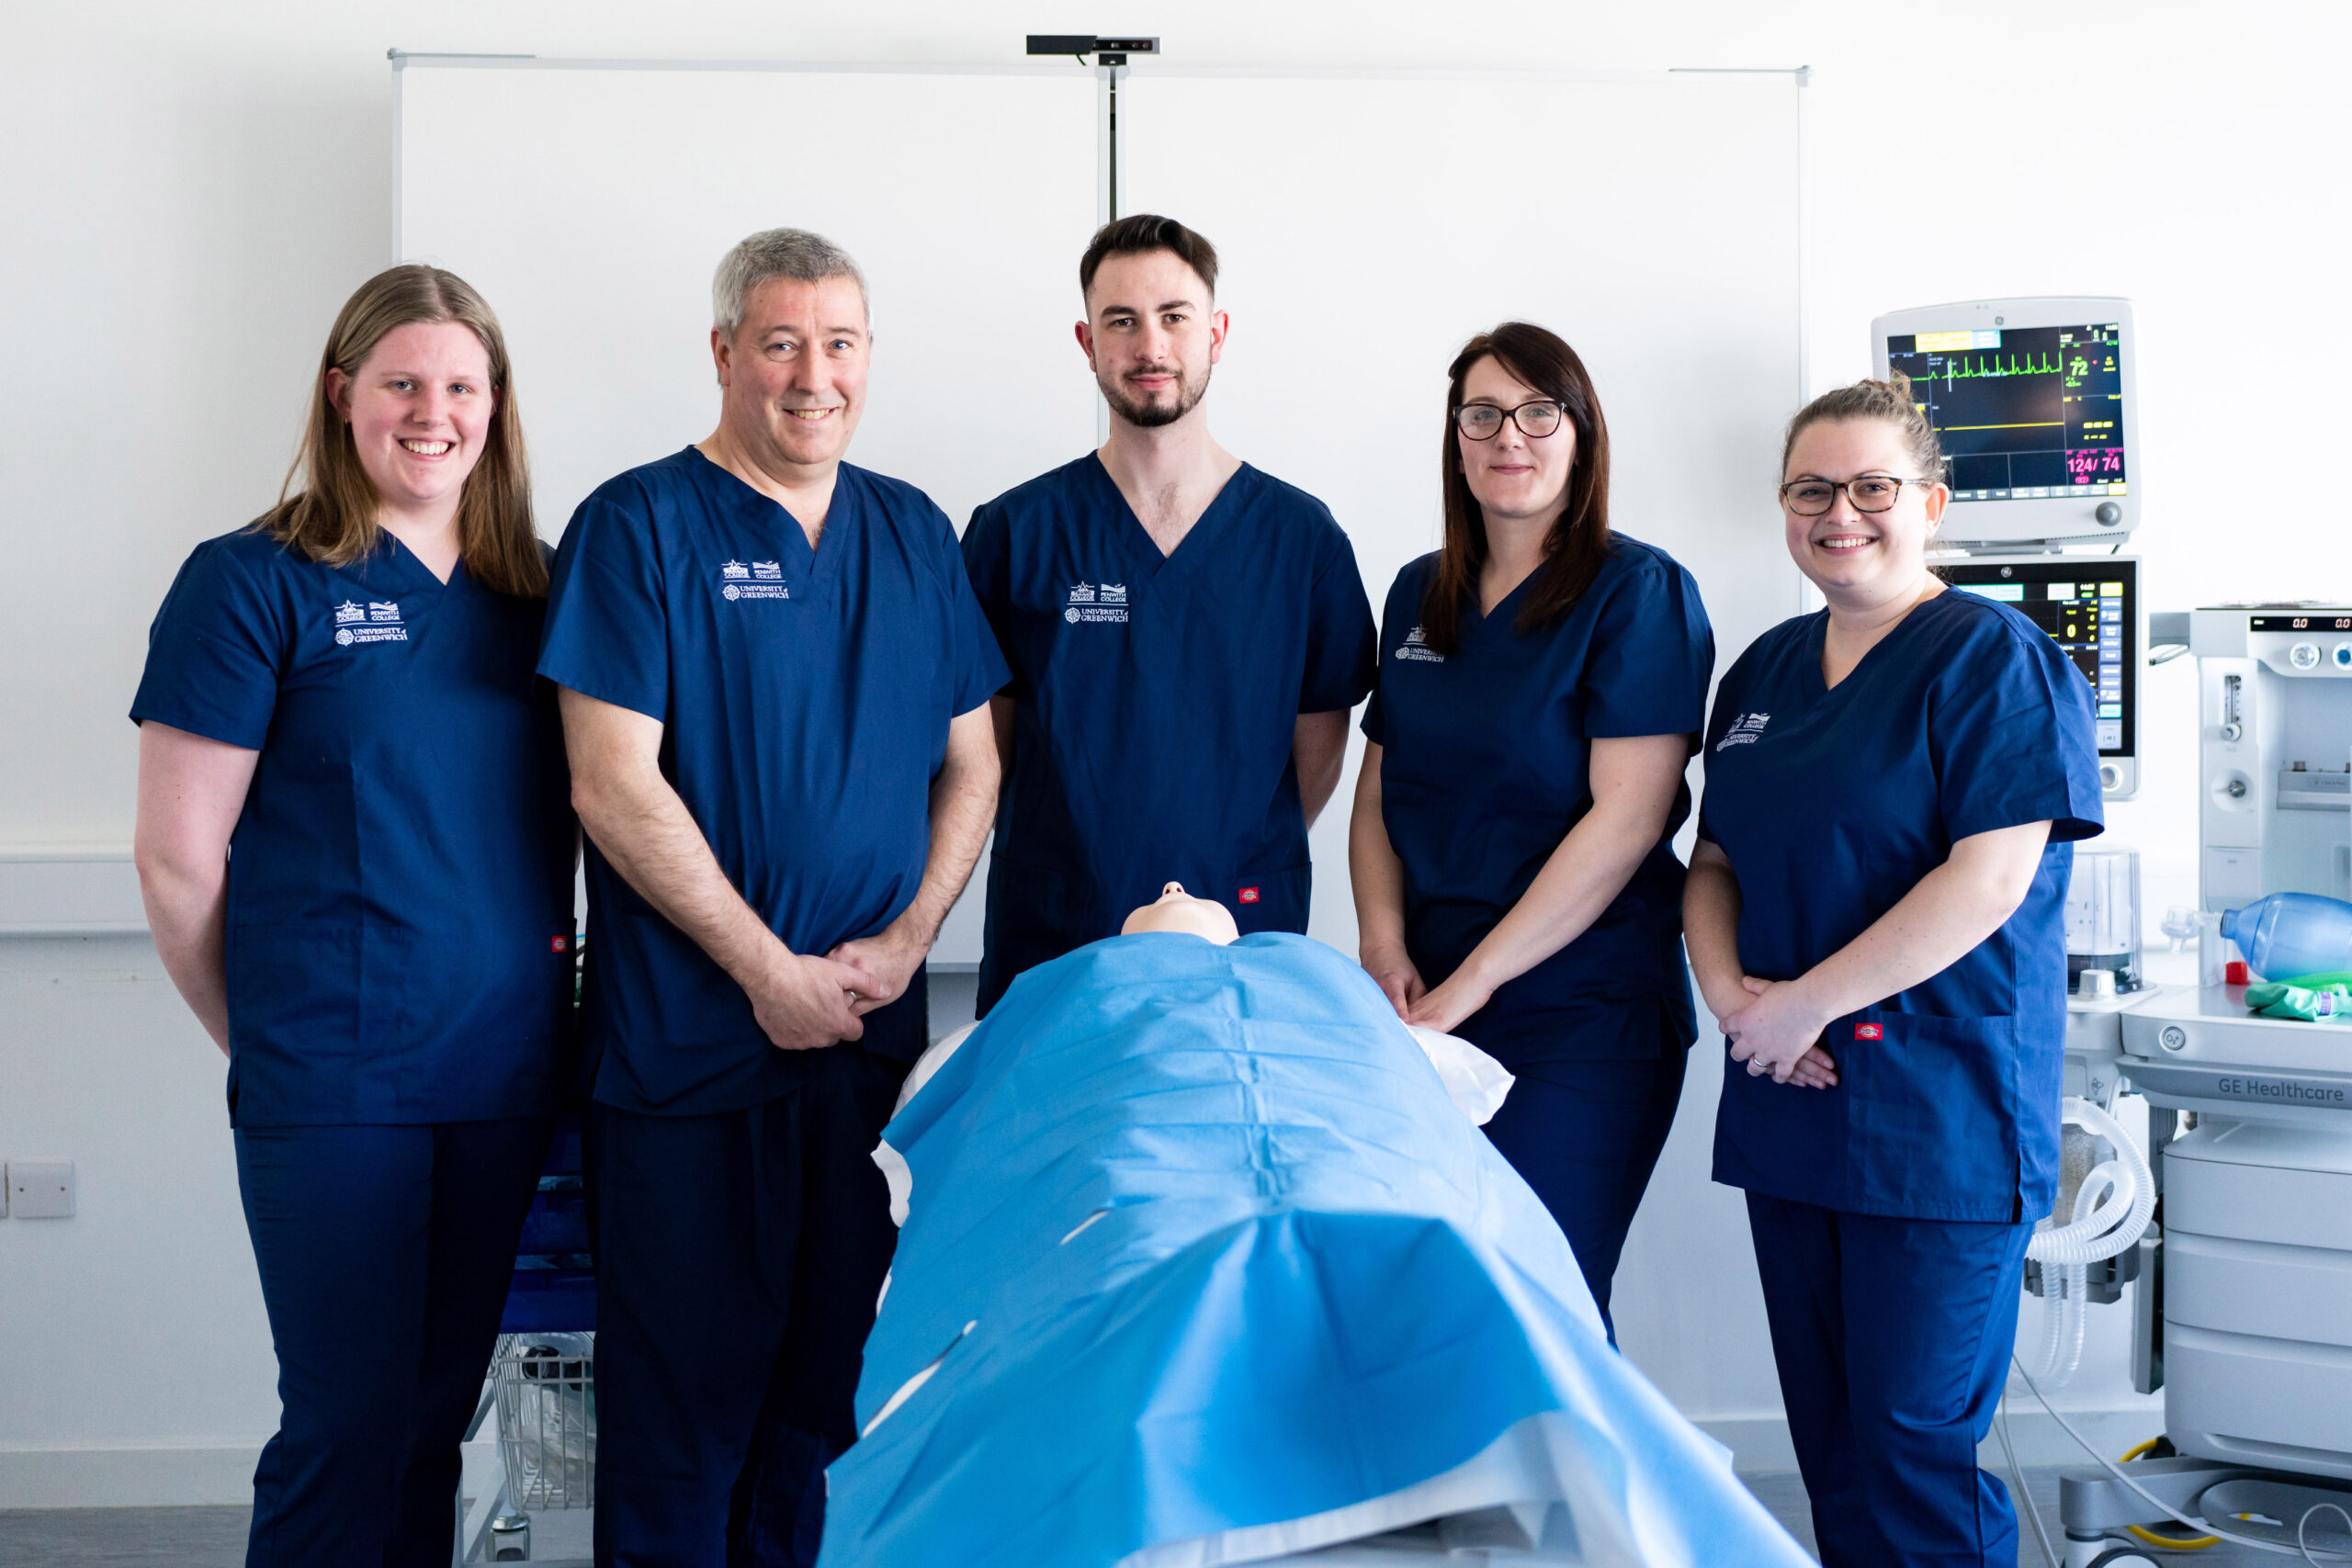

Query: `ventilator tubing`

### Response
(2024, 1098, 2155, 1389)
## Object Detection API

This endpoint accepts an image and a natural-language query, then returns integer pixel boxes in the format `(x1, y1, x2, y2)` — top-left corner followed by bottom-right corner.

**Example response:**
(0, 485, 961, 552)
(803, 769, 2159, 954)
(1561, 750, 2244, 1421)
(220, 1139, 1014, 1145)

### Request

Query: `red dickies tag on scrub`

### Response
(1854, 1022, 1883, 1040)
(1238, 886, 1261, 905)
(551, 936, 570, 953)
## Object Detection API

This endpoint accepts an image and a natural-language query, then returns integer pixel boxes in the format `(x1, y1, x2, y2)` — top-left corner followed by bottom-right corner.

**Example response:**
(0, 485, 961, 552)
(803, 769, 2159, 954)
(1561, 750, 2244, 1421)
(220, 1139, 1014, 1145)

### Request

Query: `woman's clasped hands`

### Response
(1721, 976, 1839, 1089)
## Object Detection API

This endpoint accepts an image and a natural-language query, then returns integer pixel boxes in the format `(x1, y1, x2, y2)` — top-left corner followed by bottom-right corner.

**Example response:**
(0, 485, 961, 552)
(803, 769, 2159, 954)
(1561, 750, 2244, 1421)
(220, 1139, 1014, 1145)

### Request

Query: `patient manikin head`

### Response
(1121, 882, 1240, 945)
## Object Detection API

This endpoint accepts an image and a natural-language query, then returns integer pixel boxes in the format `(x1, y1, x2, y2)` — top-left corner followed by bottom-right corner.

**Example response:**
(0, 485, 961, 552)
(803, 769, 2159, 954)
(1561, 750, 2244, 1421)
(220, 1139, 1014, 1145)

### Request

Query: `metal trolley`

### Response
(457, 1113, 598, 1563)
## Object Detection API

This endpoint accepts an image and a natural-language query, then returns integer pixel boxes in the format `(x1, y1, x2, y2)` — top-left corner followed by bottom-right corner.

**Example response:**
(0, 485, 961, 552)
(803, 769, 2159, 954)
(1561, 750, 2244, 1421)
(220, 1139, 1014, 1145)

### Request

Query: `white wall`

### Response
(5, 0, 2347, 1505)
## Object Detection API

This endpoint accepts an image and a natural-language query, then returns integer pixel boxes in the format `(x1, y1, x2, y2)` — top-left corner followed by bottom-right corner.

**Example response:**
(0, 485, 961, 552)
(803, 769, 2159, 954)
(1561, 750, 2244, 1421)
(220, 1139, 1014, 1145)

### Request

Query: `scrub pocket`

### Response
(1843, 1010, 2022, 1221)
(224, 922, 425, 1122)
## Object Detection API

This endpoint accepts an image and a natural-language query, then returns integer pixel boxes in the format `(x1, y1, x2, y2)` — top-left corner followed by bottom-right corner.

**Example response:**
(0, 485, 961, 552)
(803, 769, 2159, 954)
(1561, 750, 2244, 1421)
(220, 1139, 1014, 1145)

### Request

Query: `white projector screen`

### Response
(397, 61, 1801, 966)
(1117, 69, 1804, 955)
(396, 59, 1102, 964)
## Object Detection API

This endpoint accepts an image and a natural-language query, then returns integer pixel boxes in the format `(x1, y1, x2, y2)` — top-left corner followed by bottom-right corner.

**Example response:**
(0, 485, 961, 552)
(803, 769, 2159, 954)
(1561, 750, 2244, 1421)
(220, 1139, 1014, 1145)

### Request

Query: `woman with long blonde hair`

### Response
(131, 265, 573, 1566)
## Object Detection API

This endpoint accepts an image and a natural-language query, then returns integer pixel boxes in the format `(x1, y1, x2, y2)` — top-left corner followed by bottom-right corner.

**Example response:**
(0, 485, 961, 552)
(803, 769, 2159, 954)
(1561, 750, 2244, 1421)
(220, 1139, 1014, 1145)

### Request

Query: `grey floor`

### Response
(0, 1469, 2299, 1566)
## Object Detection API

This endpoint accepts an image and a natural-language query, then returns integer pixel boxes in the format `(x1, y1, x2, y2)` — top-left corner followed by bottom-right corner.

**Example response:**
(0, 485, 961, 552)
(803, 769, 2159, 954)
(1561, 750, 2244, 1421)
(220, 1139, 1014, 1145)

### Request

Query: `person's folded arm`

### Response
(560, 685, 873, 1049)
(1408, 733, 1688, 1035)
(134, 722, 260, 1056)
(831, 703, 1000, 1015)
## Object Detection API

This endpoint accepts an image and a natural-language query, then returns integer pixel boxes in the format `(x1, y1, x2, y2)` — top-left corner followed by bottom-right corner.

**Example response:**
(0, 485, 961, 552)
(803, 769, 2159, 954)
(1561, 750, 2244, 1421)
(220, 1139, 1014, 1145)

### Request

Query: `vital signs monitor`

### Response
(1872, 297, 2139, 548)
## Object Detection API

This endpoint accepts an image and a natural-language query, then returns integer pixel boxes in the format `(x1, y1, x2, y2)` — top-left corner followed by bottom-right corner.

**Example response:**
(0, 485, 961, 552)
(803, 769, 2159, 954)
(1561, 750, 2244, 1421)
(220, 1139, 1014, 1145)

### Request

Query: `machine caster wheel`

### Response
(2086, 1552, 2160, 1568)
(489, 1510, 531, 1561)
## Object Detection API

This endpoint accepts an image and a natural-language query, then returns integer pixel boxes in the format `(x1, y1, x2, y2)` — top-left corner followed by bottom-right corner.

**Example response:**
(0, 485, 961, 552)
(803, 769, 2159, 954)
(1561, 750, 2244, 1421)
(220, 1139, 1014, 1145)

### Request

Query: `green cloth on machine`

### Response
(2245, 980, 2352, 1021)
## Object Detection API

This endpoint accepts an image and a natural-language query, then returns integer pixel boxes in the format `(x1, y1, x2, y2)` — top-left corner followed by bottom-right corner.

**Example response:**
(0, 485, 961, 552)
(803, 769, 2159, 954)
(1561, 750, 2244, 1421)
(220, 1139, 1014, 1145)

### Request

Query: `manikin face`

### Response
(325, 321, 496, 520)
(1078, 250, 1227, 429)
(1456, 355, 1576, 529)
(712, 274, 870, 474)
(1781, 417, 1949, 605)
(1121, 882, 1240, 945)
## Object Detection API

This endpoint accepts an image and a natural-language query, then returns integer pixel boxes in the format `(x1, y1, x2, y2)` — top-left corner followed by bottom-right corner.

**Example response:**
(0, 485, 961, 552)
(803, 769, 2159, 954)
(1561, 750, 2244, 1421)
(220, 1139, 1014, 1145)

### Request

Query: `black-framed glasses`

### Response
(1778, 475, 1935, 516)
(1454, 400, 1566, 441)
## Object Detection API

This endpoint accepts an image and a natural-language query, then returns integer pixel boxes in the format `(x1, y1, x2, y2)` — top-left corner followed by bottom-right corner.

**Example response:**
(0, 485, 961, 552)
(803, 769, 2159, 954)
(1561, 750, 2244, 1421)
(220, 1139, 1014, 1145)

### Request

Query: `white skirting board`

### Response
(0, 1409, 2165, 1509)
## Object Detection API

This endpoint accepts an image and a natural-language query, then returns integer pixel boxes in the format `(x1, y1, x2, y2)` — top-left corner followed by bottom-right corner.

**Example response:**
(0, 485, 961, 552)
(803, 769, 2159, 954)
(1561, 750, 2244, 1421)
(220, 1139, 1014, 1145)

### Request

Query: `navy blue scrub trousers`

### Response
(1746, 1192, 2036, 1568)
(233, 1116, 555, 1568)
(1477, 1052, 1685, 1339)
(587, 1036, 910, 1568)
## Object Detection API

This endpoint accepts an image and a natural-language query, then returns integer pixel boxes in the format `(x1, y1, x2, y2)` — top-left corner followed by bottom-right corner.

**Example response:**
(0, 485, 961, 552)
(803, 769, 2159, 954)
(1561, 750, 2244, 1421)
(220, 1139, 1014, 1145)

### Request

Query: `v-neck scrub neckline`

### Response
(1080, 450, 1255, 582)
(1802, 583, 1950, 699)
(962, 452, 1377, 1015)
(684, 445, 857, 600)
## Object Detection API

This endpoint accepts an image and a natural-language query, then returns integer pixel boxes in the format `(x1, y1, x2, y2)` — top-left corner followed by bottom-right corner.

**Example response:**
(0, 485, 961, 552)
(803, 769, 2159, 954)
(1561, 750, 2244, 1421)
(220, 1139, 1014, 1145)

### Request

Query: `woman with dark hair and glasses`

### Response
(1684, 378, 2101, 1567)
(1348, 321, 1713, 1338)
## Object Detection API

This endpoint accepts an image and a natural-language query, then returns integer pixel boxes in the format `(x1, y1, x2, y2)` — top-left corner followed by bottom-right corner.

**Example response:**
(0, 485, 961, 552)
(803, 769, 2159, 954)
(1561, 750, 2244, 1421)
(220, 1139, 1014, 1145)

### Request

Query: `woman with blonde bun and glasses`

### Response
(132, 265, 573, 1567)
(1686, 378, 2102, 1567)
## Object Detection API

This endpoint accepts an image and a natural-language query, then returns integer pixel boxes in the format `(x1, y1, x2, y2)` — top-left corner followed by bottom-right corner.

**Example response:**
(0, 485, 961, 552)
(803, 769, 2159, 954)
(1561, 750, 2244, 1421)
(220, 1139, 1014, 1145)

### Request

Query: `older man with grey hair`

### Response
(538, 227, 1007, 1565)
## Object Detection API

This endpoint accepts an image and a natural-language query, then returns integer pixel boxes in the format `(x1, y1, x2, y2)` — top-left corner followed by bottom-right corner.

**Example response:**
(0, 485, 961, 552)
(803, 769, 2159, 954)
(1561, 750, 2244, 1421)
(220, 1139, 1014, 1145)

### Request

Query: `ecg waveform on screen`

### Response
(1885, 322, 2128, 498)
(1933, 351, 2063, 379)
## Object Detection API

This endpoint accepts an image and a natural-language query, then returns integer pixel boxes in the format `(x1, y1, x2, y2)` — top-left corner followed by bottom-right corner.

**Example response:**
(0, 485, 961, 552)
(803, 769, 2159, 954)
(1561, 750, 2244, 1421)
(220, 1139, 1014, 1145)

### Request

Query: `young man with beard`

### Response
(961, 215, 1378, 1014)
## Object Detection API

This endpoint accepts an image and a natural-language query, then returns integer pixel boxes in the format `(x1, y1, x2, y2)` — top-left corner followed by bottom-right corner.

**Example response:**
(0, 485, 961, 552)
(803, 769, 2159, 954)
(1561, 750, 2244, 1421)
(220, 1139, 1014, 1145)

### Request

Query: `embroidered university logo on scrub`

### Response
(1714, 712, 1771, 751)
(718, 558, 787, 603)
(333, 598, 407, 647)
(1064, 581, 1129, 625)
(1394, 625, 1443, 663)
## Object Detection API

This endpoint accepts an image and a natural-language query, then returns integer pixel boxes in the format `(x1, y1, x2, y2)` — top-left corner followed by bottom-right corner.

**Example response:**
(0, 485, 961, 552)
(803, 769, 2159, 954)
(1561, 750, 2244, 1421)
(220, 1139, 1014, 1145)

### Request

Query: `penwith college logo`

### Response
(1714, 712, 1770, 751)
(1065, 582, 1129, 625)
(333, 598, 407, 648)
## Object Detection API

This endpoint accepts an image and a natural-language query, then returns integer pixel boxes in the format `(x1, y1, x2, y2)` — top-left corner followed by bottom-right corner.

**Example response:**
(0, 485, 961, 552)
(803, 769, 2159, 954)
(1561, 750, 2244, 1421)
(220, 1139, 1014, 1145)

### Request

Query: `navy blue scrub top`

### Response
(1361, 538, 1713, 1066)
(538, 448, 1008, 1115)
(1697, 587, 2104, 1223)
(962, 455, 1376, 1005)
(130, 528, 576, 1127)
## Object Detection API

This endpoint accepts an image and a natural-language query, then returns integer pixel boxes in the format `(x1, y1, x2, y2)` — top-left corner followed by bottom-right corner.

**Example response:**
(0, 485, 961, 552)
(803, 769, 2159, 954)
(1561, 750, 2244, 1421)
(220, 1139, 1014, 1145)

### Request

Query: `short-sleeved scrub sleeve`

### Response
(959, 503, 1022, 701)
(131, 540, 286, 748)
(1297, 523, 1379, 715)
(537, 479, 671, 721)
(941, 516, 1012, 715)
(1580, 557, 1713, 740)
(1932, 621, 2105, 846)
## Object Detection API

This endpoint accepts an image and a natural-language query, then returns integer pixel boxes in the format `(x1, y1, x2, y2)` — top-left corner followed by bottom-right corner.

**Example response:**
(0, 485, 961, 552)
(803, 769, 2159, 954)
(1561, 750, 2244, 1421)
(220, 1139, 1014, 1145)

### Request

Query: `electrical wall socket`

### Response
(6, 1160, 75, 1219)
